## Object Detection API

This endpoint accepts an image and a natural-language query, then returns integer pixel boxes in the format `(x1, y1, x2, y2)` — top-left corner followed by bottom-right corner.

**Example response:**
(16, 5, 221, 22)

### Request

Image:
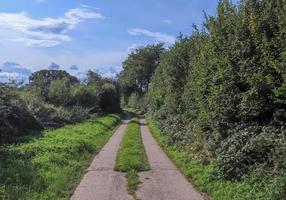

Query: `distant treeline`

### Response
(118, 0, 286, 198)
(0, 70, 120, 144)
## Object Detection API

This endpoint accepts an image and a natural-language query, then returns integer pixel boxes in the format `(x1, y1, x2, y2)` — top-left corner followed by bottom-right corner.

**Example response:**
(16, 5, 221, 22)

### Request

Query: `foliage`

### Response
(48, 78, 72, 106)
(118, 0, 286, 197)
(0, 105, 43, 144)
(98, 83, 121, 113)
(118, 44, 165, 105)
(1, 69, 121, 144)
(148, 119, 285, 200)
(20, 91, 88, 128)
(0, 84, 43, 144)
(29, 70, 79, 101)
(216, 124, 285, 179)
(140, 0, 286, 181)
(86, 70, 116, 86)
(0, 84, 16, 105)
(85, 71, 121, 113)
(0, 115, 120, 200)
(71, 84, 99, 109)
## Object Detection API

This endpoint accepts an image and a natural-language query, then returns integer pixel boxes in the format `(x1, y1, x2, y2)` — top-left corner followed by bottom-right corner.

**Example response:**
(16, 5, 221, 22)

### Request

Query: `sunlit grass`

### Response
(0, 114, 121, 200)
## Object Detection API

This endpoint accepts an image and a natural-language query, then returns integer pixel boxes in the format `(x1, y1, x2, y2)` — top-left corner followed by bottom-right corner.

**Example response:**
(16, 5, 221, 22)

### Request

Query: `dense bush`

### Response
(71, 84, 99, 109)
(0, 70, 121, 144)
(0, 105, 43, 144)
(47, 78, 72, 106)
(0, 84, 43, 144)
(146, 0, 286, 179)
(216, 124, 285, 179)
(98, 83, 120, 113)
(119, 0, 286, 197)
(29, 70, 79, 101)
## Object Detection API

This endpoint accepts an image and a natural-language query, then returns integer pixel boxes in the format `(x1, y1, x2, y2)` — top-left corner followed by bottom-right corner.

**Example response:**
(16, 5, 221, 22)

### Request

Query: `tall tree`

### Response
(29, 70, 79, 100)
(118, 44, 165, 102)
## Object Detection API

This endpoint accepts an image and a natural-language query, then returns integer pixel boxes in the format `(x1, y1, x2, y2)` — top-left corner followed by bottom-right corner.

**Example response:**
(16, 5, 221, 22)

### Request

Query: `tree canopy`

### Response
(118, 44, 165, 102)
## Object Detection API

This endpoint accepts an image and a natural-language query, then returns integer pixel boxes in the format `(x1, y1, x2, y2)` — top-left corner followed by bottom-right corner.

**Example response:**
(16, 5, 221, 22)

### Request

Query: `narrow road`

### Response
(136, 118, 204, 200)
(71, 120, 133, 200)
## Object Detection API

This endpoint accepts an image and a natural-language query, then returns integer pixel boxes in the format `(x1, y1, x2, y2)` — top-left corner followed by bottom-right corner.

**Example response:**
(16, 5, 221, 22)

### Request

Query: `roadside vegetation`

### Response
(1, 0, 286, 199)
(114, 118, 150, 195)
(148, 120, 285, 200)
(0, 115, 120, 200)
(118, 0, 286, 199)
(0, 70, 120, 144)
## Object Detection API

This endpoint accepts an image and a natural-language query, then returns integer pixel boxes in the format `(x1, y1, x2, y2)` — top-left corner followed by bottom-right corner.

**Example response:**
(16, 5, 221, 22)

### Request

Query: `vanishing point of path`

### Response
(71, 118, 205, 200)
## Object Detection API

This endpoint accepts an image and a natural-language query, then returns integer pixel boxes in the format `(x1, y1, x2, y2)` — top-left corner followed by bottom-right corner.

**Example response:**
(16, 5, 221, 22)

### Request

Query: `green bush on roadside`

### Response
(148, 120, 286, 200)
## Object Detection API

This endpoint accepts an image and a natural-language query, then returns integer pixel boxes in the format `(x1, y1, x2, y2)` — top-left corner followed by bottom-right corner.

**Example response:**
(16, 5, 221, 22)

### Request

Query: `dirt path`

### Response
(136, 118, 204, 200)
(71, 120, 133, 200)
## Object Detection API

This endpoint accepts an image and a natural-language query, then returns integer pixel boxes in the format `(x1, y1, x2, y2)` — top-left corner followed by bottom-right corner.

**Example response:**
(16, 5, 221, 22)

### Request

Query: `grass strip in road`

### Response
(114, 118, 150, 196)
(0, 114, 121, 200)
(126, 170, 140, 195)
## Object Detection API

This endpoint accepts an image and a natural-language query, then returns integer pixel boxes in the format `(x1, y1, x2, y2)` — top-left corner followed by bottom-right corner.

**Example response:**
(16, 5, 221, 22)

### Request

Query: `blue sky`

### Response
(0, 0, 221, 81)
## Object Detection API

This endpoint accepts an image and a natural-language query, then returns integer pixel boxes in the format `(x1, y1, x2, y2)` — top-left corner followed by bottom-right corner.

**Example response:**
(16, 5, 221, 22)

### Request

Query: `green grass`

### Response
(147, 119, 284, 200)
(126, 170, 140, 195)
(0, 114, 121, 200)
(114, 118, 149, 195)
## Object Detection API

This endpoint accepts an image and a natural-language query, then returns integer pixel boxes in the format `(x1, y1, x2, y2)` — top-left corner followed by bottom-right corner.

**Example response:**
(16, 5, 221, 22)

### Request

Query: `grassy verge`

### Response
(147, 119, 283, 200)
(114, 118, 149, 196)
(0, 114, 121, 200)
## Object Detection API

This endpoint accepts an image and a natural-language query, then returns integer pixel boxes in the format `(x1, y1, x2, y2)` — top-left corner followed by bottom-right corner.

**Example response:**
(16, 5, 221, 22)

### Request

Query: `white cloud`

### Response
(0, 8, 104, 47)
(128, 28, 176, 44)
(65, 8, 104, 22)
(80, 4, 102, 11)
(11, 38, 60, 47)
(162, 19, 173, 24)
(0, 33, 126, 78)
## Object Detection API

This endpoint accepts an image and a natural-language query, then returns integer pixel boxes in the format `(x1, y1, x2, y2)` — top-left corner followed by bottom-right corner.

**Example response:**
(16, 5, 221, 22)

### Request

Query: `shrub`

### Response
(0, 85, 43, 144)
(0, 105, 43, 144)
(47, 78, 72, 106)
(141, 0, 286, 182)
(71, 84, 99, 109)
(98, 83, 120, 113)
(21, 91, 78, 128)
(28, 70, 79, 100)
(216, 124, 285, 179)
